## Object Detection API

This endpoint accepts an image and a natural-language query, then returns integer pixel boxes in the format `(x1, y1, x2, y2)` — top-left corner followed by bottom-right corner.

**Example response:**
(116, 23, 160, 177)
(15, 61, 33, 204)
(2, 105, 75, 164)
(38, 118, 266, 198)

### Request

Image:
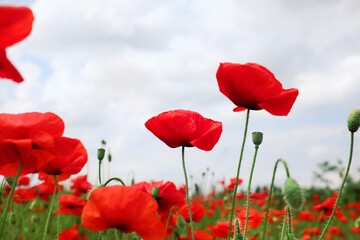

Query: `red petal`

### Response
(0, 49, 24, 83)
(258, 88, 299, 116)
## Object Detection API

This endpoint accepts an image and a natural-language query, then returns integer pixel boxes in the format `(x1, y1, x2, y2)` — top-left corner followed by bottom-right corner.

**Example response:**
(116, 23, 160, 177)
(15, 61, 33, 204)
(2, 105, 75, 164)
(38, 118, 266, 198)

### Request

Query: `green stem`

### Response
(42, 175, 58, 240)
(280, 207, 288, 240)
(165, 206, 180, 233)
(243, 145, 259, 239)
(261, 159, 290, 240)
(98, 161, 102, 184)
(319, 132, 354, 240)
(103, 177, 126, 186)
(182, 146, 195, 240)
(228, 109, 250, 240)
(12, 195, 25, 238)
(55, 176, 61, 240)
(0, 161, 23, 238)
(288, 208, 292, 234)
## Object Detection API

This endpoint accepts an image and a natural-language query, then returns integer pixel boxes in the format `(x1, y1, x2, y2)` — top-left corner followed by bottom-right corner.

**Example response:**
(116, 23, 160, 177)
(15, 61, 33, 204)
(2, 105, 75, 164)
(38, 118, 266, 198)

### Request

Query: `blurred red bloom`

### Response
(225, 178, 242, 191)
(38, 137, 88, 182)
(0, 6, 34, 83)
(303, 227, 322, 236)
(179, 228, 212, 240)
(237, 208, 262, 230)
(12, 187, 35, 203)
(70, 175, 93, 196)
(0, 112, 65, 176)
(216, 63, 299, 116)
(132, 180, 185, 217)
(298, 210, 316, 221)
(312, 196, 341, 217)
(210, 221, 234, 238)
(33, 181, 63, 202)
(145, 110, 222, 151)
(59, 224, 86, 240)
(17, 175, 30, 186)
(180, 202, 206, 223)
(54, 194, 86, 216)
(81, 185, 166, 240)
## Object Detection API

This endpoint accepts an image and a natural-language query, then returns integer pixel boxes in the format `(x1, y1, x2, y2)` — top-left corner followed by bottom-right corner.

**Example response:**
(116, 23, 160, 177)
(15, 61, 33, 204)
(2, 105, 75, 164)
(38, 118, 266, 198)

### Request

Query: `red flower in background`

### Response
(59, 224, 86, 240)
(70, 175, 93, 196)
(132, 181, 185, 217)
(312, 196, 341, 217)
(180, 203, 206, 223)
(237, 208, 262, 230)
(179, 228, 212, 240)
(54, 194, 86, 216)
(33, 181, 63, 201)
(210, 221, 234, 239)
(0, 6, 34, 83)
(216, 63, 298, 116)
(81, 185, 166, 240)
(38, 137, 87, 182)
(17, 175, 30, 186)
(225, 178, 242, 191)
(0, 112, 65, 176)
(145, 110, 222, 151)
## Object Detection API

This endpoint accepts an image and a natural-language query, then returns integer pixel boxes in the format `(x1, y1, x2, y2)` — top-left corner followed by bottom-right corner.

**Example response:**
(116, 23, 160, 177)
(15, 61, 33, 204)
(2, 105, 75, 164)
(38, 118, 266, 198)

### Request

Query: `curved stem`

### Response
(228, 109, 250, 240)
(182, 146, 195, 240)
(165, 206, 180, 233)
(103, 177, 126, 186)
(319, 132, 354, 240)
(0, 161, 23, 238)
(261, 159, 291, 240)
(42, 175, 58, 240)
(243, 145, 259, 239)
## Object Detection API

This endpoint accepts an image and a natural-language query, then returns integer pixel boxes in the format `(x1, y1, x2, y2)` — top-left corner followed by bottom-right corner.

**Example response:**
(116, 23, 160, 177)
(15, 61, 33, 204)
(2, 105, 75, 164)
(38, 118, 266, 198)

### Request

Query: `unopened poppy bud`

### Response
(151, 187, 160, 198)
(284, 177, 303, 210)
(31, 214, 39, 223)
(131, 232, 141, 240)
(348, 108, 360, 133)
(87, 184, 104, 200)
(252, 132, 263, 146)
(355, 217, 360, 228)
(108, 152, 112, 162)
(8, 212, 16, 225)
(97, 148, 105, 161)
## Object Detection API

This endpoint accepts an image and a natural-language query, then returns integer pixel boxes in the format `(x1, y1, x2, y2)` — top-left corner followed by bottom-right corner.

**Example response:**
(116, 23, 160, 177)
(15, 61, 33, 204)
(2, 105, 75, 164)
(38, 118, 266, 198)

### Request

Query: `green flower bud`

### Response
(97, 148, 105, 161)
(31, 214, 40, 224)
(252, 132, 263, 146)
(87, 184, 105, 200)
(284, 177, 303, 210)
(355, 217, 360, 228)
(131, 232, 141, 240)
(348, 108, 360, 133)
(151, 187, 160, 198)
(8, 212, 16, 225)
(5, 177, 15, 187)
(108, 152, 112, 162)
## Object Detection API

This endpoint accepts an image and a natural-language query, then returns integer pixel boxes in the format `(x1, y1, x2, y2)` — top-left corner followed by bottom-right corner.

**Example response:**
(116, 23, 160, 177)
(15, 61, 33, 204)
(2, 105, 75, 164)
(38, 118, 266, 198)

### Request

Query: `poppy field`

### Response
(1, 4, 360, 240)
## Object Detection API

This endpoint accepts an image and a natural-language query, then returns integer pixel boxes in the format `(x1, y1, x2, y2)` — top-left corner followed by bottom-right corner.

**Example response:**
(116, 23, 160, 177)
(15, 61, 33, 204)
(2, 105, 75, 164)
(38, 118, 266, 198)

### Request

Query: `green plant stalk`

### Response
(280, 207, 289, 240)
(243, 145, 259, 239)
(99, 161, 102, 184)
(182, 146, 195, 240)
(103, 177, 126, 186)
(228, 109, 250, 240)
(42, 175, 58, 240)
(319, 132, 354, 240)
(165, 206, 180, 232)
(288, 208, 292, 234)
(12, 195, 26, 238)
(261, 159, 290, 240)
(55, 176, 61, 240)
(0, 161, 23, 238)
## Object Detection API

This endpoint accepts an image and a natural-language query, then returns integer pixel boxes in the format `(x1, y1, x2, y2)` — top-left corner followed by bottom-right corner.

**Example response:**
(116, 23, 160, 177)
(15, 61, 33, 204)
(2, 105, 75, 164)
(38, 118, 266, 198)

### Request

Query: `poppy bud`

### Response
(5, 177, 15, 187)
(355, 217, 360, 228)
(108, 152, 112, 162)
(348, 108, 360, 133)
(151, 187, 160, 198)
(87, 184, 105, 200)
(31, 214, 40, 223)
(252, 132, 263, 146)
(8, 212, 16, 225)
(97, 148, 105, 161)
(131, 232, 141, 240)
(284, 177, 303, 210)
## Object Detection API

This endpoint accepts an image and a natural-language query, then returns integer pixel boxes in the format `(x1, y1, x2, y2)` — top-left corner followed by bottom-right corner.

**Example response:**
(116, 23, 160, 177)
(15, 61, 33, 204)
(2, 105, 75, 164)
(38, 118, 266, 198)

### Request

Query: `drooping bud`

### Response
(348, 108, 360, 133)
(284, 177, 303, 210)
(151, 187, 160, 198)
(8, 212, 16, 225)
(5, 177, 15, 187)
(252, 132, 263, 147)
(97, 148, 105, 161)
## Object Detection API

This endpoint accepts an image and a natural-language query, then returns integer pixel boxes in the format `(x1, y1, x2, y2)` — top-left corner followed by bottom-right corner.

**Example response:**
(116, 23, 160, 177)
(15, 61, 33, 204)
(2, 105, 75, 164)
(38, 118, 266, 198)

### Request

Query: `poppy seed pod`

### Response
(348, 108, 360, 133)
(151, 187, 160, 198)
(252, 132, 263, 146)
(284, 177, 303, 210)
(97, 148, 105, 161)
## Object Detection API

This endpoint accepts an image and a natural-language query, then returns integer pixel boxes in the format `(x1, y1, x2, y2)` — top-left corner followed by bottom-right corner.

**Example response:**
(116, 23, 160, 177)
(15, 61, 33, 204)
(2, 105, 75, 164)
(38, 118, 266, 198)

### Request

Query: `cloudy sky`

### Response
(1, 0, 360, 192)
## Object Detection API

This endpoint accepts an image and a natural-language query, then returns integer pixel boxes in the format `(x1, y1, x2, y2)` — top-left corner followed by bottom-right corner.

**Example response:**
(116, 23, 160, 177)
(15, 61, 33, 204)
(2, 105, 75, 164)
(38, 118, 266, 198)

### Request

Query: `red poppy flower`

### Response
(81, 185, 166, 240)
(237, 208, 262, 230)
(38, 137, 88, 182)
(312, 196, 341, 217)
(210, 221, 234, 238)
(298, 210, 316, 221)
(59, 224, 87, 240)
(180, 203, 206, 223)
(132, 180, 185, 217)
(225, 178, 243, 191)
(303, 227, 322, 236)
(179, 228, 212, 240)
(17, 175, 30, 186)
(0, 6, 34, 83)
(70, 175, 93, 196)
(145, 110, 222, 151)
(12, 187, 36, 204)
(0, 112, 65, 176)
(33, 181, 63, 202)
(216, 63, 299, 116)
(54, 194, 86, 216)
